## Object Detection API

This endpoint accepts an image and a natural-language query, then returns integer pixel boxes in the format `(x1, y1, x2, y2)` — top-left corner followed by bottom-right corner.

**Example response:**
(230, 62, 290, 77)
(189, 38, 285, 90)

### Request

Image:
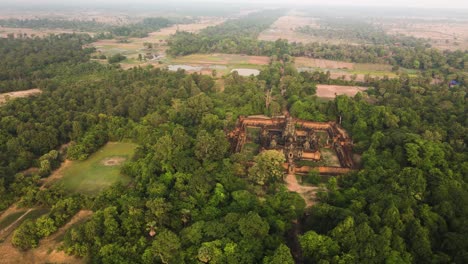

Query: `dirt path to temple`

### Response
(284, 173, 320, 207)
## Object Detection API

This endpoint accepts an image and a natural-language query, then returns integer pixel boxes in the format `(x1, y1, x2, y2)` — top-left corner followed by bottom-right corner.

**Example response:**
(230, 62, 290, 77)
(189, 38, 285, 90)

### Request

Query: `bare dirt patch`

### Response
(151, 18, 225, 38)
(101, 157, 127, 166)
(259, 14, 319, 43)
(316, 84, 367, 98)
(284, 173, 320, 207)
(40, 159, 72, 189)
(0, 89, 42, 105)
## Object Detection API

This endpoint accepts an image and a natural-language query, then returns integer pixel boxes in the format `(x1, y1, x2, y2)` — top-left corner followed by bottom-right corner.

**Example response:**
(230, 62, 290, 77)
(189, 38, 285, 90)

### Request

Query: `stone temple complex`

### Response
(228, 115, 355, 175)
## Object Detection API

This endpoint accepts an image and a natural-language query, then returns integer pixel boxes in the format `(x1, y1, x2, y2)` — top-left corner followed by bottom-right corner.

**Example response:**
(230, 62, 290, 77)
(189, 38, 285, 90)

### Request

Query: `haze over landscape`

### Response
(0, 0, 466, 263)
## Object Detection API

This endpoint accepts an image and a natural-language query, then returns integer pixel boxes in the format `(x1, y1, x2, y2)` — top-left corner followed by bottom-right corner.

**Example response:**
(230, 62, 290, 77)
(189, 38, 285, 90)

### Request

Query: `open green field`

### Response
(57, 142, 137, 195)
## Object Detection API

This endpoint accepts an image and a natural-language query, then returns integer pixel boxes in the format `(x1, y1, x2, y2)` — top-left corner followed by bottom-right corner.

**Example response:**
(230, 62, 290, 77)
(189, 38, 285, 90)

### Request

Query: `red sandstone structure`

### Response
(228, 115, 355, 175)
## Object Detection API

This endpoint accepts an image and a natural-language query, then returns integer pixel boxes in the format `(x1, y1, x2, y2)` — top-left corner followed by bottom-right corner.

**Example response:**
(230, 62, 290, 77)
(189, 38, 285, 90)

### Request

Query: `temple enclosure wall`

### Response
(229, 115, 355, 175)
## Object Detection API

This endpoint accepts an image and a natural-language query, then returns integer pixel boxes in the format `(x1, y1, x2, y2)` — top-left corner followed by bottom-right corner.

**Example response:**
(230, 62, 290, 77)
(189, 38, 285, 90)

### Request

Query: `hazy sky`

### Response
(2, 0, 468, 9)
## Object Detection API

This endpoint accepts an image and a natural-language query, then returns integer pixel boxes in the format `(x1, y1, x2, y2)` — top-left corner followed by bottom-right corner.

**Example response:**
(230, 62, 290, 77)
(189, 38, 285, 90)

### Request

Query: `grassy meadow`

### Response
(57, 142, 137, 195)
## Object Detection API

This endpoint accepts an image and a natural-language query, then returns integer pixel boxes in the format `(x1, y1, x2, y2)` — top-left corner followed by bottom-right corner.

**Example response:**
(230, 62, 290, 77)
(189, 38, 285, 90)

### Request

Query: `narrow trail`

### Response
(0, 209, 33, 239)
(284, 174, 320, 263)
(39, 159, 71, 190)
(0, 157, 72, 236)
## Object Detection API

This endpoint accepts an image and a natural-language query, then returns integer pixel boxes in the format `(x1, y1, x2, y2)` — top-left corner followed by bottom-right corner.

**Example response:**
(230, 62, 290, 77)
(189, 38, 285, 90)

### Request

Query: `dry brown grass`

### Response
(151, 18, 224, 37)
(295, 57, 354, 69)
(316, 84, 367, 98)
(383, 20, 468, 50)
(0, 89, 42, 105)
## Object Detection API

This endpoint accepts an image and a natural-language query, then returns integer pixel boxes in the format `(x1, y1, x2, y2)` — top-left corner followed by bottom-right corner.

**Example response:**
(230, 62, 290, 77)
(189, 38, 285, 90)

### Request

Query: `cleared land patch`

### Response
(316, 84, 367, 98)
(382, 19, 468, 51)
(165, 53, 269, 75)
(258, 14, 320, 44)
(0, 89, 41, 105)
(91, 18, 224, 69)
(55, 142, 137, 195)
(295, 57, 397, 81)
(295, 57, 354, 69)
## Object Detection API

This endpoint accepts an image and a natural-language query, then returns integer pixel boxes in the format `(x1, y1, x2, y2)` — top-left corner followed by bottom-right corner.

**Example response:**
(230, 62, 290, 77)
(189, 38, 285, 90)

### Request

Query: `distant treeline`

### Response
(286, 41, 467, 71)
(296, 18, 427, 46)
(0, 18, 108, 32)
(168, 22, 466, 72)
(167, 9, 285, 56)
(0, 17, 193, 38)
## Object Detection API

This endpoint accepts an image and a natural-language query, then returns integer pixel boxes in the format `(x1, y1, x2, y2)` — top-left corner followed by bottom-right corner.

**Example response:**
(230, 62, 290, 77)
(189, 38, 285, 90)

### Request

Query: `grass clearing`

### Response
(56, 142, 137, 195)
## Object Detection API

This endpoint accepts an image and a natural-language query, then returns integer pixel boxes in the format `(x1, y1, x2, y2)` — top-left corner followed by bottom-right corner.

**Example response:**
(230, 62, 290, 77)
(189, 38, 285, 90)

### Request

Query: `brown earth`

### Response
(0, 210, 92, 264)
(39, 159, 72, 189)
(150, 18, 224, 37)
(284, 173, 320, 207)
(101, 157, 126, 166)
(0, 89, 42, 104)
(316, 84, 367, 98)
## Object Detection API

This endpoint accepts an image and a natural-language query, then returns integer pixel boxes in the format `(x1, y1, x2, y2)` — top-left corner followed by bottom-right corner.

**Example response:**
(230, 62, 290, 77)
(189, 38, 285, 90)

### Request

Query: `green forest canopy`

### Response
(0, 12, 466, 263)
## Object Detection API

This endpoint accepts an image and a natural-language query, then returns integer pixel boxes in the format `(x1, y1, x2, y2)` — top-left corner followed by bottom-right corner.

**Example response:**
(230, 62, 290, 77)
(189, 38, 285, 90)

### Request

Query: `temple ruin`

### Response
(228, 115, 355, 175)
